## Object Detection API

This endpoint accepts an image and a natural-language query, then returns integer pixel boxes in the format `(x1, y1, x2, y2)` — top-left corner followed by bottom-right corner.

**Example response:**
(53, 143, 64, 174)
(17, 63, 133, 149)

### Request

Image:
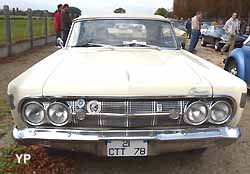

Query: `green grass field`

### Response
(0, 17, 55, 45)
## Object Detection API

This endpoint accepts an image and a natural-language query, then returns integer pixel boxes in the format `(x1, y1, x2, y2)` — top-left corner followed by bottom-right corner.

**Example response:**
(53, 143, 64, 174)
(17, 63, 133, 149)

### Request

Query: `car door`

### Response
(242, 40, 250, 84)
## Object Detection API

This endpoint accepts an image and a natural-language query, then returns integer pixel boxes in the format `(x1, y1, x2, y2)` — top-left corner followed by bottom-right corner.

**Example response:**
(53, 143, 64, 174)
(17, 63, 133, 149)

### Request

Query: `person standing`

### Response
(240, 19, 247, 35)
(221, 13, 240, 54)
(186, 18, 192, 39)
(53, 4, 62, 47)
(188, 11, 202, 54)
(61, 4, 72, 45)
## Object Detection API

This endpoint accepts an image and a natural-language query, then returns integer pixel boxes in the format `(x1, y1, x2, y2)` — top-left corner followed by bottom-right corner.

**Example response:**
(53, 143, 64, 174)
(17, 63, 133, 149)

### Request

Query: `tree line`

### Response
(0, 7, 81, 18)
(173, 0, 250, 21)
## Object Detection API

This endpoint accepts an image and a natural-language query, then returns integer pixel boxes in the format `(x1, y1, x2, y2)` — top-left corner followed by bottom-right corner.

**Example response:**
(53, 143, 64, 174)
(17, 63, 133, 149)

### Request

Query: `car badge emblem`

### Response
(87, 100, 102, 113)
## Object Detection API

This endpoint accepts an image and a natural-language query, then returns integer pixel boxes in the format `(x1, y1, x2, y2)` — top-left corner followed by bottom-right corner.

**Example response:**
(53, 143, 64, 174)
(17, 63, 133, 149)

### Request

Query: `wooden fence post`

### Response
(3, 5, 11, 56)
(27, 8, 33, 49)
(44, 11, 48, 45)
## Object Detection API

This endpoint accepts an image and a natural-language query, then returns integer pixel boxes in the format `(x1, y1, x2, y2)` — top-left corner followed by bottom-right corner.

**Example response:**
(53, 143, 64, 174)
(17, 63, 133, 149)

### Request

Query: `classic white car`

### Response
(8, 15, 247, 157)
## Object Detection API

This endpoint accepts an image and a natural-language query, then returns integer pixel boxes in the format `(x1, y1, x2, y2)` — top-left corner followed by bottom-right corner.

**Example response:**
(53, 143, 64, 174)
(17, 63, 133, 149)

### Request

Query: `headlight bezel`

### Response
(184, 101, 209, 126)
(208, 101, 233, 125)
(22, 101, 46, 126)
(47, 102, 71, 126)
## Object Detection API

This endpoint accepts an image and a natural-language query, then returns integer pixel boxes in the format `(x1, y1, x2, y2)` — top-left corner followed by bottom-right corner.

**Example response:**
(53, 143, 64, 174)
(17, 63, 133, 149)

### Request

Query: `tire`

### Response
(201, 38, 207, 47)
(225, 60, 238, 76)
(214, 40, 222, 51)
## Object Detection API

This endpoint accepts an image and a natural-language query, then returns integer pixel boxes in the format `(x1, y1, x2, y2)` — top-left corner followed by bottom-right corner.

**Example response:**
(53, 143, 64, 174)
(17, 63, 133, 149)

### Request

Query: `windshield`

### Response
(67, 19, 177, 49)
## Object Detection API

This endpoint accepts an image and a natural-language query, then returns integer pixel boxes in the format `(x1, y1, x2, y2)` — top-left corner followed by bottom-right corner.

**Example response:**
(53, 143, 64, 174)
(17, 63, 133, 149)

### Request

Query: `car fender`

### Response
(224, 48, 246, 80)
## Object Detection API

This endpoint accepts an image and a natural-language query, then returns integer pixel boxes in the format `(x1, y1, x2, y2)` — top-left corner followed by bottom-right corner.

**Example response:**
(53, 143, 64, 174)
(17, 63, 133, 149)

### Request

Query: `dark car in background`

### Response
(201, 25, 248, 51)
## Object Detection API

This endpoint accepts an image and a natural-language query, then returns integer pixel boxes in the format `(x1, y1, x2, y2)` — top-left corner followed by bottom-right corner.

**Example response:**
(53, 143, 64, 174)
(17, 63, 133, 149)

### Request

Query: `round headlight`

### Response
(47, 102, 70, 126)
(184, 101, 208, 125)
(23, 102, 45, 125)
(209, 101, 232, 124)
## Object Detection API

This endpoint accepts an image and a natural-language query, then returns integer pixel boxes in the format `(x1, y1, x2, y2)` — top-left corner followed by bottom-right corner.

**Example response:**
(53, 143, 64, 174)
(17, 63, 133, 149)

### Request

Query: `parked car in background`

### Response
(8, 15, 246, 157)
(170, 19, 188, 49)
(200, 23, 210, 36)
(201, 25, 248, 51)
(224, 36, 250, 87)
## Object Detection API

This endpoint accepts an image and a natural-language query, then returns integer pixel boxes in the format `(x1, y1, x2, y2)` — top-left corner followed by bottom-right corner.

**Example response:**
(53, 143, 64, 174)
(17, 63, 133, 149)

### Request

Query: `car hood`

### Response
(42, 48, 213, 97)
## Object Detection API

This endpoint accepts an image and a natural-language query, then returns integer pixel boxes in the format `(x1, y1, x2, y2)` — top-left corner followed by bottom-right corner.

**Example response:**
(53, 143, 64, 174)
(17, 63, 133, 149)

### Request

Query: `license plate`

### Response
(107, 140, 148, 157)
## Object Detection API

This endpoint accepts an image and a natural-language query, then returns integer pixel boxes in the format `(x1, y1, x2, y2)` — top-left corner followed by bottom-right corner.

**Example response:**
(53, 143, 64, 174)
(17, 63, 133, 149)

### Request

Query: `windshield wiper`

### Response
(116, 41, 161, 51)
(73, 43, 114, 50)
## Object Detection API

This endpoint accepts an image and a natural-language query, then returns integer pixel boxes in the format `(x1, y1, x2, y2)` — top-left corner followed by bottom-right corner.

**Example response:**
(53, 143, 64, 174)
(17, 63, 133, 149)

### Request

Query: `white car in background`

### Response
(200, 23, 210, 36)
(8, 15, 247, 157)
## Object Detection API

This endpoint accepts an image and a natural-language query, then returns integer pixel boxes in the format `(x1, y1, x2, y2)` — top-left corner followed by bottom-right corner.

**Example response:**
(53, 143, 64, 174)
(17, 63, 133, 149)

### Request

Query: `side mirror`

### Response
(56, 38, 64, 48)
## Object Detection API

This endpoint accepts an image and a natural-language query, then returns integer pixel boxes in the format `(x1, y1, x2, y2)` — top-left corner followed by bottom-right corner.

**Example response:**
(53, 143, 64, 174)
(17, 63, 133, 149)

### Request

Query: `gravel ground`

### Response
(0, 43, 250, 174)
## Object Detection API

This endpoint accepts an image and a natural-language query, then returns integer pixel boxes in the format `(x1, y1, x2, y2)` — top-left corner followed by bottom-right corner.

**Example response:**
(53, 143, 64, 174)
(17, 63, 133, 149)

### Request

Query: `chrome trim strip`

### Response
(85, 112, 172, 117)
(152, 101, 156, 127)
(126, 101, 129, 127)
(13, 127, 240, 141)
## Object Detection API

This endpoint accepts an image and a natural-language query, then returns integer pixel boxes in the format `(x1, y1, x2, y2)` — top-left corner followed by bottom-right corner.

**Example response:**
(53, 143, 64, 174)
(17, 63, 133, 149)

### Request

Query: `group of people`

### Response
(53, 4, 72, 46)
(187, 11, 241, 55)
(53, 4, 242, 54)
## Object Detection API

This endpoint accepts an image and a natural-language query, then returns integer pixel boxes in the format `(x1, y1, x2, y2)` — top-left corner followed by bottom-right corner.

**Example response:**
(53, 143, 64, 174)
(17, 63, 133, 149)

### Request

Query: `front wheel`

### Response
(226, 60, 238, 76)
(214, 40, 222, 51)
(201, 38, 207, 47)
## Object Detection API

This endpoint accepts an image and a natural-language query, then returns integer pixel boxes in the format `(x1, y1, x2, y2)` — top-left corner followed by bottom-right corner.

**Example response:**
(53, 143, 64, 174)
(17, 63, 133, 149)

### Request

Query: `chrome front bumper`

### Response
(13, 127, 240, 156)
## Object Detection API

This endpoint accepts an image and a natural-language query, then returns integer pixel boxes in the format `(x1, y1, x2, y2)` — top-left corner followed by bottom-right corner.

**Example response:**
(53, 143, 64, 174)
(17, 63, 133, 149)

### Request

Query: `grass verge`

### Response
(0, 145, 75, 174)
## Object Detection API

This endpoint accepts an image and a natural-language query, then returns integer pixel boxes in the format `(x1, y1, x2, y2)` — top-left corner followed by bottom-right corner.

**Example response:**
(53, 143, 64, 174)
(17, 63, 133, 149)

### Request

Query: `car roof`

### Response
(74, 14, 169, 22)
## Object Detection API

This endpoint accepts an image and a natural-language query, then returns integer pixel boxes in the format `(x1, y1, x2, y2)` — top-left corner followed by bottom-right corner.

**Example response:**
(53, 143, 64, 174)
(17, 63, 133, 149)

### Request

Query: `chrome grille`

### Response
(101, 102, 126, 114)
(99, 100, 182, 115)
(130, 101, 153, 114)
(75, 100, 187, 128)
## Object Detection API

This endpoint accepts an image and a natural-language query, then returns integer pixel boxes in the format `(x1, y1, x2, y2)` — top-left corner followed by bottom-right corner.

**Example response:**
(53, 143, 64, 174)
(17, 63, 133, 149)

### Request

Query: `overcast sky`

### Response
(0, 0, 173, 15)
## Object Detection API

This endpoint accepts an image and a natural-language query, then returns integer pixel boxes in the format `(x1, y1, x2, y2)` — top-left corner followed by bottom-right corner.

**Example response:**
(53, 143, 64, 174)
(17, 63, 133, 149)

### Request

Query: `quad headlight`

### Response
(47, 102, 70, 126)
(184, 101, 208, 125)
(23, 102, 45, 125)
(209, 101, 232, 124)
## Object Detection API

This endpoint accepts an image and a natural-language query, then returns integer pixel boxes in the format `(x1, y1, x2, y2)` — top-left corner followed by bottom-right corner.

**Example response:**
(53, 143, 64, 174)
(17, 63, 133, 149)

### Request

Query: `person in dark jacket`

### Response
(186, 18, 192, 39)
(61, 4, 72, 45)
(54, 4, 62, 47)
